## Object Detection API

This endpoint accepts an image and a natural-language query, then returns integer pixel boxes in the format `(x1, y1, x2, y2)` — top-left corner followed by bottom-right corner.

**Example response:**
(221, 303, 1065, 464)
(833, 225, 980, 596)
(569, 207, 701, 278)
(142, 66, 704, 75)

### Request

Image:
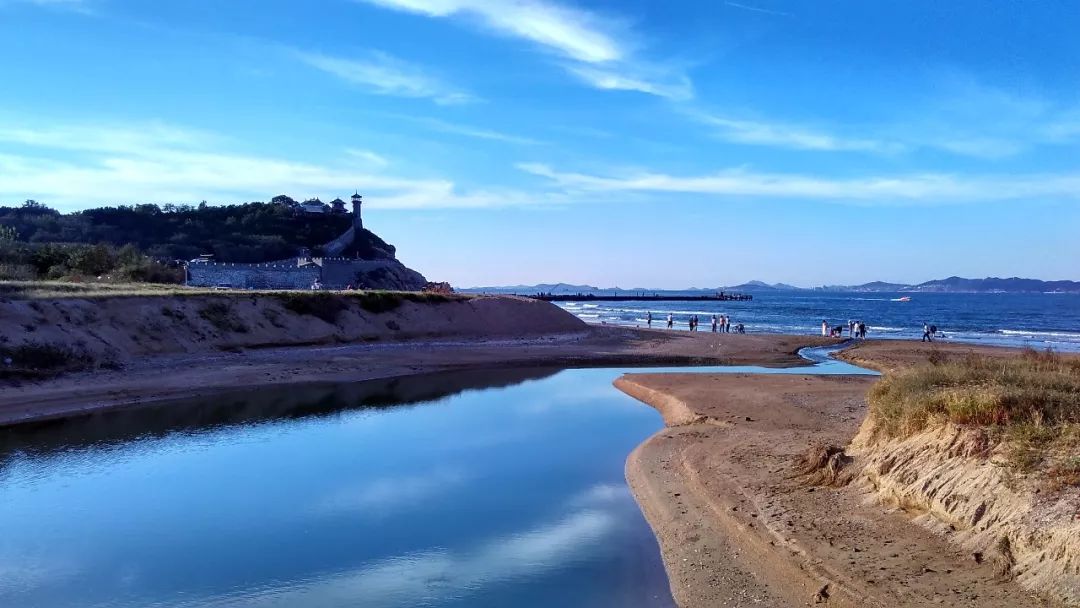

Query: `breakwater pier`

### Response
(523, 292, 753, 302)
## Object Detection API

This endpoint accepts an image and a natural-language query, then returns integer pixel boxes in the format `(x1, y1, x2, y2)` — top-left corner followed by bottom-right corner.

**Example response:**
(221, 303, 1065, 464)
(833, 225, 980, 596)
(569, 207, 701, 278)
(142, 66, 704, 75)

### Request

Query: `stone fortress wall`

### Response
(184, 194, 426, 291)
(186, 261, 320, 290)
(186, 257, 406, 290)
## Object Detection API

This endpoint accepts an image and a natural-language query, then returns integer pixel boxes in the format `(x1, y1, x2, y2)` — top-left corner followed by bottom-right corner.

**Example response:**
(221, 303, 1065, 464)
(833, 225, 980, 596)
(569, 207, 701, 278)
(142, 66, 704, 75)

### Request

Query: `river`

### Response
(0, 349, 872, 607)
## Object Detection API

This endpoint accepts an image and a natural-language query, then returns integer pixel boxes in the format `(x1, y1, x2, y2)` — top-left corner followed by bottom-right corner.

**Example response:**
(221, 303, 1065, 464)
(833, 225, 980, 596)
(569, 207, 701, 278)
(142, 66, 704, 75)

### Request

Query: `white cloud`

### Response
(355, 0, 691, 100)
(407, 116, 543, 145)
(344, 148, 390, 168)
(1, 0, 92, 12)
(567, 64, 693, 101)
(295, 50, 476, 105)
(518, 162, 1080, 205)
(358, 0, 623, 63)
(0, 121, 547, 210)
(691, 112, 890, 152)
(723, 2, 794, 17)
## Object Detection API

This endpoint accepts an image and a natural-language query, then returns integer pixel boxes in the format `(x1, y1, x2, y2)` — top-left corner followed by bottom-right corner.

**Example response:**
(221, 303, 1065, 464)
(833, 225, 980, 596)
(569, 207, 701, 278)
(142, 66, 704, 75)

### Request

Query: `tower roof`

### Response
(351, 191, 362, 200)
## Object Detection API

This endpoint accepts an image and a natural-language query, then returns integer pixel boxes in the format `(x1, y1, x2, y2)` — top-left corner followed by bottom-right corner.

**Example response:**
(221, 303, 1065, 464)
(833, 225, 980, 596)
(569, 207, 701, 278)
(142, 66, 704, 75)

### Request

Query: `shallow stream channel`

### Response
(0, 346, 874, 608)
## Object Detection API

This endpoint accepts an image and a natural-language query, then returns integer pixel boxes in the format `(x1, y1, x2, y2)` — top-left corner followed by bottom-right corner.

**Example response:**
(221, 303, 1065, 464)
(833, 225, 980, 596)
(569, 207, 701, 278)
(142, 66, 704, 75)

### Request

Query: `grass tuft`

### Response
(867, 349, 1080, 486)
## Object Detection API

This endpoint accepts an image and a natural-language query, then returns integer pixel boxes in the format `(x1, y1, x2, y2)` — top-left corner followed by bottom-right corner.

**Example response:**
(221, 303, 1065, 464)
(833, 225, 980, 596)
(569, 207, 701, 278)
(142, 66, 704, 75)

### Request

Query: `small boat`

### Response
(892, 296, 912, 302)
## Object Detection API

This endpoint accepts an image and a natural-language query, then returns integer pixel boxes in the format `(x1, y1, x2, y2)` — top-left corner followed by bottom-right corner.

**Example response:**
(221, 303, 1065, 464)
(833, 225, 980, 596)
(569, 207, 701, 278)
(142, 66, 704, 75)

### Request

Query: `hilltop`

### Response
(0, 198, 426, 289)
(0, 198, 397, 263)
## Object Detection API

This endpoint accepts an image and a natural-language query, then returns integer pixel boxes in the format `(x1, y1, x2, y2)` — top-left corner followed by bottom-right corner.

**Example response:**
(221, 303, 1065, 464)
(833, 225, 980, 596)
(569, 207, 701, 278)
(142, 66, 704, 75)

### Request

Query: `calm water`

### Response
(0, 351, 870, 608)
(560, 291, 1080, 352)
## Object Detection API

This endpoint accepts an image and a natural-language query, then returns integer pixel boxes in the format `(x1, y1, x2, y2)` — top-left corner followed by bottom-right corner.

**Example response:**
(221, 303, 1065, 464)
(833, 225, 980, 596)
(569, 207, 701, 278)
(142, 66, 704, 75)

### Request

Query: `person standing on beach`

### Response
(725, 316, 732, 333)
(858, 321, 867, 339)
(646, 311, 652, 327)
(922, 323, 932, 342)
(822, 320, 828, 336)
(667, 313, 674, 329)
(849, 320, 856, 337)
(711, 315, 718, 332)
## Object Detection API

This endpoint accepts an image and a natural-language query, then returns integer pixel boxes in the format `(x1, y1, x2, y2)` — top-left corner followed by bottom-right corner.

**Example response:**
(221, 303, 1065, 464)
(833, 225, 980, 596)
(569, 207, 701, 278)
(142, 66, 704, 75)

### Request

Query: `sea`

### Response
(556, 291, 1080, 353)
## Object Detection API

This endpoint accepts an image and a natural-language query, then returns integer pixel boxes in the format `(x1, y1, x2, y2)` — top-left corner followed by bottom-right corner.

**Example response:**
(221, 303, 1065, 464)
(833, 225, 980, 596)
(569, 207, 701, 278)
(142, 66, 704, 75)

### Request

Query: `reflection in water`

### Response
(0, 367, 562, 457)
(0, 366, 674, 608)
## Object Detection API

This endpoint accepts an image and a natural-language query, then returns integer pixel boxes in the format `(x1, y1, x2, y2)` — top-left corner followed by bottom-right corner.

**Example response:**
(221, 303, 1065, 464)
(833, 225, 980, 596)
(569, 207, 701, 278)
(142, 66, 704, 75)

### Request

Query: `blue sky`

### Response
(1, 0, 1078, 287)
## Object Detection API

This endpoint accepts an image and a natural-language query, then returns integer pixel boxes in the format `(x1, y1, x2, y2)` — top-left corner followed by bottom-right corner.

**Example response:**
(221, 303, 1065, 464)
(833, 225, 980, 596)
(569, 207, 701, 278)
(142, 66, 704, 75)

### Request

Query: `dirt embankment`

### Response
(0, 293, 583, 369)
(0, 291, 836, 427)
(850, 421, 1080, 605)
(844, 341, 1080, 605)
(617, 340, 1070, 607)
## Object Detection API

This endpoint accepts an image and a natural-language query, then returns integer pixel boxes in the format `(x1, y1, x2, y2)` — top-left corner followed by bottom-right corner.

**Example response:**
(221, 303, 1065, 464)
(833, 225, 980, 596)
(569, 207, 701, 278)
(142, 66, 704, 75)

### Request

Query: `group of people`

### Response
(646, 312, 744, 333)
(922, 323, 940, 342)
(821, 319, 868, 339)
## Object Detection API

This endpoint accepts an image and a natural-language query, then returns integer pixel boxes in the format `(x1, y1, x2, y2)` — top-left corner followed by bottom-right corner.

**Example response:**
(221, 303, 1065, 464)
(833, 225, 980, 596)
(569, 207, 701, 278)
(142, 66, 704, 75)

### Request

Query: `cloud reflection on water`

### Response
(185, 508, 617, 608)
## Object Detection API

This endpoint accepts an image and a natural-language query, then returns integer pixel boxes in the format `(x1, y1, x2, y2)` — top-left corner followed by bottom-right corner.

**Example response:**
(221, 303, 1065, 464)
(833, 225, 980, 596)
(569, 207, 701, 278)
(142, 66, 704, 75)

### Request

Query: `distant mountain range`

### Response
(463, 277, 1080, 295)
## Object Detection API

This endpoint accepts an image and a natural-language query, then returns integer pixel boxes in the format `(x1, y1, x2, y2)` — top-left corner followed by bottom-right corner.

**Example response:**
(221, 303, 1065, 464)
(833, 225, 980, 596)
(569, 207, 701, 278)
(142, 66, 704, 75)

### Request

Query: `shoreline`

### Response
(616, 341, 1067, 607)
(0, 327, 838, 428)
(5, 306, 1071, 605)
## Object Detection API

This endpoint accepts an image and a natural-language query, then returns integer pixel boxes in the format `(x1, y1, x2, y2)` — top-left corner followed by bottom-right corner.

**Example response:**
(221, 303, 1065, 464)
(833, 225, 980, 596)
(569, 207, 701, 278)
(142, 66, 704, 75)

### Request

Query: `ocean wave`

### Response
(999, 329, 1080, 339)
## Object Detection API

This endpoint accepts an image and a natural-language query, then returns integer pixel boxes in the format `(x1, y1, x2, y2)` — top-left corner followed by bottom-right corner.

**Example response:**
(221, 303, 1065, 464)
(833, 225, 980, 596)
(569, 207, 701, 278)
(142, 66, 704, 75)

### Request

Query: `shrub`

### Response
(273, 292, 349, 324)
(867, 350, 1080, 486)
(867, 350, 1080, 439)
(0, 341, 97, 379)
(198, 301, 248, 333)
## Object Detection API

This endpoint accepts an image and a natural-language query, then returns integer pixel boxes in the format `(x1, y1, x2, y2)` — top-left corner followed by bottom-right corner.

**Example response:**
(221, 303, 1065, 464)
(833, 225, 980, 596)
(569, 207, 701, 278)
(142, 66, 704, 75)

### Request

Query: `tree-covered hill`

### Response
(0, 199, 378, 263)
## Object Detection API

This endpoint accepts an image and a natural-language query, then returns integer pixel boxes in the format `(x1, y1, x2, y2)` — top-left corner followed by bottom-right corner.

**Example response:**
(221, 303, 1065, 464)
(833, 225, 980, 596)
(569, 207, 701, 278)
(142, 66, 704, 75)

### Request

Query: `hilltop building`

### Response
(185, 193, 425, 291)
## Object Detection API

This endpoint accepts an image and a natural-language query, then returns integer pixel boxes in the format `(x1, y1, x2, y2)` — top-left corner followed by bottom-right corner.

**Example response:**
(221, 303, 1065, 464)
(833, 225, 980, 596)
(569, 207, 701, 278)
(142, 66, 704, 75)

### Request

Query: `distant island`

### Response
(465, 276, 1080, 295)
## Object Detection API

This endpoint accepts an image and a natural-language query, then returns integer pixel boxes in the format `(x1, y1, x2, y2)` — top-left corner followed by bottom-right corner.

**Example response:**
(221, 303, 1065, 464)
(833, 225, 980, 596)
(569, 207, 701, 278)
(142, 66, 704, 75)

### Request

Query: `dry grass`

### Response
(867, 348, 1080, 485)
(1, 280, 475, 303)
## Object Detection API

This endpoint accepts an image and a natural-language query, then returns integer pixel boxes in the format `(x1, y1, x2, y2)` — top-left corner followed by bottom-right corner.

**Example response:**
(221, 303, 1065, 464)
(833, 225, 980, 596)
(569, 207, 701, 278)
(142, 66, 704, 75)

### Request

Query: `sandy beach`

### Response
(617, 340, 1076, 607)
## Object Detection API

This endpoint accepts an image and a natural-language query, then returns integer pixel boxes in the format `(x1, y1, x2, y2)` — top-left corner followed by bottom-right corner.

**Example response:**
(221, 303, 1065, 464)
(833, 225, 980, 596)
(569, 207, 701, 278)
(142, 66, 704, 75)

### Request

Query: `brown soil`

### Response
(618, 364, 1056, 607)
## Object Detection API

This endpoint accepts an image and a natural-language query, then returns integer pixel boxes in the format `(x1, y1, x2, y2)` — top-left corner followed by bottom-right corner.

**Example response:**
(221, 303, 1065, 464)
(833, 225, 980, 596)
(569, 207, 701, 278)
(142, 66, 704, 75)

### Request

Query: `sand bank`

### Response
(617, 341, 1060, 607)
(0, 290, 836, 426)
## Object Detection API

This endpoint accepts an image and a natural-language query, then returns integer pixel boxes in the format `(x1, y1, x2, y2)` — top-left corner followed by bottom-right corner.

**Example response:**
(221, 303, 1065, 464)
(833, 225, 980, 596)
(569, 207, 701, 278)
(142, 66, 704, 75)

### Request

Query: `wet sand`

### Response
(616, 340, 1057, 608)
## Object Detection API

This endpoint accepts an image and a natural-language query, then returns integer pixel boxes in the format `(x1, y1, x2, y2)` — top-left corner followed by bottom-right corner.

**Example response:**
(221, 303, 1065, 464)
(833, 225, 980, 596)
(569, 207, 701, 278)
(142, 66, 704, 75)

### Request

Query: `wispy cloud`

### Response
(355, 0, 691, 100)
(518, 162, 1080, 205)
(723, 2, 793, 17)
(407, 116, 543, 145)
(691, 112, 890, 152)
(1, 0, 94, 13)
(357, 0, 623, 64)
(0, 120, 546, 209)
(295, 50, 476, 105)
(567, 64, 693, 101)
(344, 148, 390, 168)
